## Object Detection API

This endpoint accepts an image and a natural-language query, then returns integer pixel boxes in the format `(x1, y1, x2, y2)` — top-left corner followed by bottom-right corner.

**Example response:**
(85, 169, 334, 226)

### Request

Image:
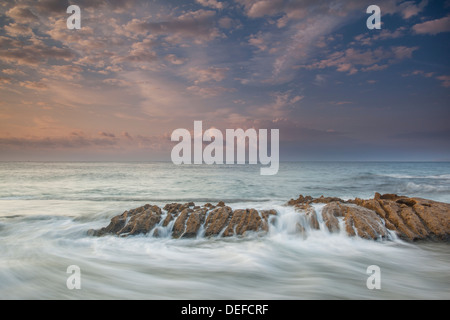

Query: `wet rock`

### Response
(89, 211, 129, 237)
(204, 206, 232, 237)
(353, 198, 397, 231)
(378, 200, 419, 240)
(223, 209, 265, 237)
(321, 203, 341, 233)
(287, 195, 313, 206)
(342, 204, 389, 240)
(90, 205, 162, 237)
(412, 198, 450, 241)
(183, 208, 208, 238)
(204, 203, 215, 209)
(162, 213, 174, 227)
(321, 202, 389, 239)
(261, 209, 277, 220)
(305, 206, 320, 230)
(89, 194, 449, 242)
(312, 196, 345, 204)
(172, 208, 192, 239)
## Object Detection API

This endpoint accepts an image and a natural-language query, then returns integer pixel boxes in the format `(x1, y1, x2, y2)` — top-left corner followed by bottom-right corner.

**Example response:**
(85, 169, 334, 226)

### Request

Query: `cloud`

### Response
(305, 46, 418, 74)
(249, 32, 268, 51)
(237, 0, 285, 18)
(355, 27, 406, 46)
(196, 0, 225, 10)
(413, 15, 450, 35)
(0, 37, 74, 66)
(0, 135, 118, 149)
(19, 81, 49, 90)
(436, 75, 450, 87)
(165, 54, 187, 65)
(0, 77, 12, 85)
(1, 69, 26, 76)
(188, 67, 229, 84)
(124, 10, 222, 44)
(6, 6, 39, 23)
(41, 65, 84, 81)
(98, 132, 116, 138)
(397, 0, 428, 19)
(391, 130, 450, 141)
(187, 85, 235, 97)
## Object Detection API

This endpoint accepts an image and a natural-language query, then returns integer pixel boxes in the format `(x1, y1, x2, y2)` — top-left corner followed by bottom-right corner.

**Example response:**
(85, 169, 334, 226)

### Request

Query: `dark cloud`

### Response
(390, 130, 450, 141)
(124, 9, 221, 42)
(0, 38, 74, 66)
(0, 136, 118, 149)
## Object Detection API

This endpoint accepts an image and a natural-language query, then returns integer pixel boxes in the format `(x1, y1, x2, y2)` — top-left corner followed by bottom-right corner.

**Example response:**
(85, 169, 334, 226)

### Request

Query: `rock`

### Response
(261, 209, 277, 220)
(204, 206, 233, 237)
(88, 195, 449, 242)
(378, 200, 419, 240)
(353, 198, 397, 231)
(321, 202, 341, 233)
(412, 198, 450, 241)
(183, 208, 208, 238)
(305, 206, 320, 230)
(342, 204, 389, 240)
(287, 195, 313, 206)
(162, 213, 174, 227)
(312, 196, 345, 204)
(172, 208, 192, 239)
(223, 209, 265, 237)
(92, 211, 129, 237)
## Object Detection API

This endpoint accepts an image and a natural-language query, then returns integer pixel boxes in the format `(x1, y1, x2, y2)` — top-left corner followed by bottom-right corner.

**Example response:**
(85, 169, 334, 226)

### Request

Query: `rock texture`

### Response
(89, 194, 449, 242)
(289, 193, 450, 241)
(89, 202, 273, 239)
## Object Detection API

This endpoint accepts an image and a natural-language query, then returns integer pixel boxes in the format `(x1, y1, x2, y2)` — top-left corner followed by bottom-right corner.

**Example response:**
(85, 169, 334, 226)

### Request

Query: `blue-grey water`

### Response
(0, 162, 449, 299)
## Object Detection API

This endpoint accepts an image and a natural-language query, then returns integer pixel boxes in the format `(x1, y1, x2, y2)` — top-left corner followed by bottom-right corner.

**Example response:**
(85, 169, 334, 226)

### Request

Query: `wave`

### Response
(379, 174, 450, 179)
(398, 182, 450, 194)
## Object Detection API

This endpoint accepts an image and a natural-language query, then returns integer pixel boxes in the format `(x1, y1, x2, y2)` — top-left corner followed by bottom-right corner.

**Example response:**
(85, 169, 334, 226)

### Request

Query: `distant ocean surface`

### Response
(0, 162, 449, 299)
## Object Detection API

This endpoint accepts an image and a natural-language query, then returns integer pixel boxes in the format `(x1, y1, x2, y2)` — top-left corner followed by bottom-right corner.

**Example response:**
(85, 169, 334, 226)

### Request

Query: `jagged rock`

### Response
(162, 213, 174, 227)
(223, 209, 265, 237)
(183, 208, 208, 238)
(378, 199, 421, 240)
(412, 198, 450, 241)
(89, 194, 449, 242)
(172, 208, 192, 239)
(353, 198, 397, 231)
(204, 206, 233, 237)
(312, 196, 345, 204)
(88, 205, 162, 237)
(287, 195, 313, 206)
(305, 206, 320, 230)
(343, 204, 389, 240)
(321, 203, 341, 233)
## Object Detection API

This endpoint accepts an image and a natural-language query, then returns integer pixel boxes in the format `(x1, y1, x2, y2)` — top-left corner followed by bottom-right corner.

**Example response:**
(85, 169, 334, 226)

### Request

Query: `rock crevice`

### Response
(89, 194, 449, 242)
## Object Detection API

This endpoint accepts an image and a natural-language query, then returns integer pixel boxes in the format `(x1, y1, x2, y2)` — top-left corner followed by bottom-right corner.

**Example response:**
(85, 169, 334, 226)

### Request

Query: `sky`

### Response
(0, 0, 449, 161)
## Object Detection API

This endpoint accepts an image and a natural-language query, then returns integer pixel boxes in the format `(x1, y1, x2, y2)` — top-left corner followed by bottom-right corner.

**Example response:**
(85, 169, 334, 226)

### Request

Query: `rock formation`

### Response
(288, 193, 450, 241)
(88, 193, 449, 242)
(88, 202, 275, 239)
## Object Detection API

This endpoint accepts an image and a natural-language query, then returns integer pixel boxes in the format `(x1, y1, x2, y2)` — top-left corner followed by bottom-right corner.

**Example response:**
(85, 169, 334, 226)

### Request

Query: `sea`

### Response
(0, 161, 449, 300)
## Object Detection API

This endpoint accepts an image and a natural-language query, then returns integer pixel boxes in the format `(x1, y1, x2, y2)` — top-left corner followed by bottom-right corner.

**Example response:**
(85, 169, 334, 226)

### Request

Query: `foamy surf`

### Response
(0, 162, 449, 299)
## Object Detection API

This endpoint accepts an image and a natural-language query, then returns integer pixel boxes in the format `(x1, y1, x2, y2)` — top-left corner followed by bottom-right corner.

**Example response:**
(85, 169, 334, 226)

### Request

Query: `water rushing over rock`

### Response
(88, 193, 450, 241)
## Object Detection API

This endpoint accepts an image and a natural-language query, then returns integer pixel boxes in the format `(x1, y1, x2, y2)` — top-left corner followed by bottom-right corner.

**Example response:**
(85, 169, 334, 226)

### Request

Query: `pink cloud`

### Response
(413, 16, 450, 35)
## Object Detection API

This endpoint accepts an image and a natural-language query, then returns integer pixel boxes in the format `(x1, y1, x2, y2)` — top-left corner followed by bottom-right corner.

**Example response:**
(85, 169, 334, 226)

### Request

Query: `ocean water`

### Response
(0, 161, 449, 300)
